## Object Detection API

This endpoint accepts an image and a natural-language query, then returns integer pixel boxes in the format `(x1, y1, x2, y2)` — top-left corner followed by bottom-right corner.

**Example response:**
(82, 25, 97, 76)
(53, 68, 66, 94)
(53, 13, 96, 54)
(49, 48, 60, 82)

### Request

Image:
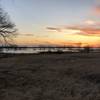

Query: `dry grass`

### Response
(0, 53, 100, 100)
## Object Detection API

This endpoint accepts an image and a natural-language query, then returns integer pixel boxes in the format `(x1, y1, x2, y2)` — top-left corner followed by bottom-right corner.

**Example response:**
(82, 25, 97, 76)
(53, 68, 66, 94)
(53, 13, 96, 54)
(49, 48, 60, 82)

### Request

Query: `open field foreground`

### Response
(0, 53, 100, 100)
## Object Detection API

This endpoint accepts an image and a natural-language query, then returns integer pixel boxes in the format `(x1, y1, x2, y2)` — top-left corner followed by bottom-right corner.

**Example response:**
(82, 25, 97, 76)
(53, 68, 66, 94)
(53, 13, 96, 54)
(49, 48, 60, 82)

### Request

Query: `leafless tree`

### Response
(0, 7, 17, 46)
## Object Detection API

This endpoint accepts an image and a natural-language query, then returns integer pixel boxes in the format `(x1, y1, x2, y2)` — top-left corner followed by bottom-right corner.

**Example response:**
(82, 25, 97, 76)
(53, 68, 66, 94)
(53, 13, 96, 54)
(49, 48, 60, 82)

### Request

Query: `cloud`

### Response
(46, 27, 61, 32)
(84, 20, 96, 25)
(46, 23, 100, 36)
(93, 5, 100, 15)
(19, 33, 34, 36)
(65, 25, 100, 36)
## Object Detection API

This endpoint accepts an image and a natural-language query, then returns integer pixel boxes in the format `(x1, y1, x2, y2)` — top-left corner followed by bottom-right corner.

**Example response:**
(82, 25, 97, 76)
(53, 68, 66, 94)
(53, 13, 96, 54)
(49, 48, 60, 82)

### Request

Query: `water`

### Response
(1, 47, 100, 54)
(1, 48, 79, 54)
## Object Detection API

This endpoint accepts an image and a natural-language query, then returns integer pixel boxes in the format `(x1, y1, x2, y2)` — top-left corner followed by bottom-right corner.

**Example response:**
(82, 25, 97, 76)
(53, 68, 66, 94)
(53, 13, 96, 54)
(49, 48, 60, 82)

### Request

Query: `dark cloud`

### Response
(19, 33, 34, 36)
(46, 27, 61, 32)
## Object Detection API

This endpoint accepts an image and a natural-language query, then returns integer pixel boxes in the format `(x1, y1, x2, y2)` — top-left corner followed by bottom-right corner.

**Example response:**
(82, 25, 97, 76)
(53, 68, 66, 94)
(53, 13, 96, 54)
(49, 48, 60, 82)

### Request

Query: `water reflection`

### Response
(1, 47, 100, 54)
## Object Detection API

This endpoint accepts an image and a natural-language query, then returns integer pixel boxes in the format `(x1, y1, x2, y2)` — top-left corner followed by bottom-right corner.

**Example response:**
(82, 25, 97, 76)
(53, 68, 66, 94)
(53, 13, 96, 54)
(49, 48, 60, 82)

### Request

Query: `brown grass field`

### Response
(0, 53, 100, 100)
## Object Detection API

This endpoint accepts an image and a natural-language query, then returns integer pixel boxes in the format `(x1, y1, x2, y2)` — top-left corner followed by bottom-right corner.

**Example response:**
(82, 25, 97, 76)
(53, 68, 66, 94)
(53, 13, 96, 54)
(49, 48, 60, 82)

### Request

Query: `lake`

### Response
(0, 47, 100, 54)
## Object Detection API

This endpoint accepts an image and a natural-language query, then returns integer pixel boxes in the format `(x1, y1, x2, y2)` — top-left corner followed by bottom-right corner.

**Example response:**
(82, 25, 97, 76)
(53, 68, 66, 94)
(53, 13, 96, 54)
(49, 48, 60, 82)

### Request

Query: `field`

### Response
(0, 53, 100, 100)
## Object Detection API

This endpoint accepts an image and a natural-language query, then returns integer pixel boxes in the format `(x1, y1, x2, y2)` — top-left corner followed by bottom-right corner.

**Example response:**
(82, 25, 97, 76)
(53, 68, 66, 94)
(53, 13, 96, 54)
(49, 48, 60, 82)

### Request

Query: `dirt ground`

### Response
(0, 53, 100, 100)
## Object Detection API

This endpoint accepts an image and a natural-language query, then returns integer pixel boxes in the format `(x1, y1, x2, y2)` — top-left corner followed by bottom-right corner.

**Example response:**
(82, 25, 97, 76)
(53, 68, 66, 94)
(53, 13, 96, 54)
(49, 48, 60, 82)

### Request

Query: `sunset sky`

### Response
(1, 0, 100, 47)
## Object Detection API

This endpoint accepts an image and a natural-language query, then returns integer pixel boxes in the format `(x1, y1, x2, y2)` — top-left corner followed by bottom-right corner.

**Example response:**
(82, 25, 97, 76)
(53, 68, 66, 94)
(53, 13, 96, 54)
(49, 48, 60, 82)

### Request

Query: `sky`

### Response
(1, 0, 100, 47)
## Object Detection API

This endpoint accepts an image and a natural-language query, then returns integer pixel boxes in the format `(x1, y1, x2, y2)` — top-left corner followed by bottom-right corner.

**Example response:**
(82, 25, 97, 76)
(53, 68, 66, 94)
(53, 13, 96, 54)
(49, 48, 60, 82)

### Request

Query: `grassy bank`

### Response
(0, 53, 100, 100)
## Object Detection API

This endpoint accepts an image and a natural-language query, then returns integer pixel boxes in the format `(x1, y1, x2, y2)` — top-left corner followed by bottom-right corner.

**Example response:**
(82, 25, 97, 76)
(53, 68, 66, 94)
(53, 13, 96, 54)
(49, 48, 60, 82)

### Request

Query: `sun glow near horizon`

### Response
(15, 29, 100, 47)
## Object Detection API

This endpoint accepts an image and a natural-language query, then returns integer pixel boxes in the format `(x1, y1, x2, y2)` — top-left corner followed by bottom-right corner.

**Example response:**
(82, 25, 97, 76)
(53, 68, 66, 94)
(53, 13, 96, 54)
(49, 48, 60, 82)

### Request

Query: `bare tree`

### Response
(0, 7, 17, 45)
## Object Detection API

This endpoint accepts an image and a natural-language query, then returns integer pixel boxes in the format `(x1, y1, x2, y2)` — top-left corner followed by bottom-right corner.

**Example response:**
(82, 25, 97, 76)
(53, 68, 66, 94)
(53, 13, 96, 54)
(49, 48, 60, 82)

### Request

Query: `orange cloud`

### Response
(46, 24, 100, 36)
(66, 26, 100, 35)
(93, 5, 100, 15)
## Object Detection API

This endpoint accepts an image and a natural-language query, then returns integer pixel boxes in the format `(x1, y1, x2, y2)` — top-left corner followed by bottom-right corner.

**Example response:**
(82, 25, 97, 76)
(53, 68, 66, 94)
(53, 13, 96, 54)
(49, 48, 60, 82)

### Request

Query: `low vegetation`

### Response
(0, 53, 100, 100)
